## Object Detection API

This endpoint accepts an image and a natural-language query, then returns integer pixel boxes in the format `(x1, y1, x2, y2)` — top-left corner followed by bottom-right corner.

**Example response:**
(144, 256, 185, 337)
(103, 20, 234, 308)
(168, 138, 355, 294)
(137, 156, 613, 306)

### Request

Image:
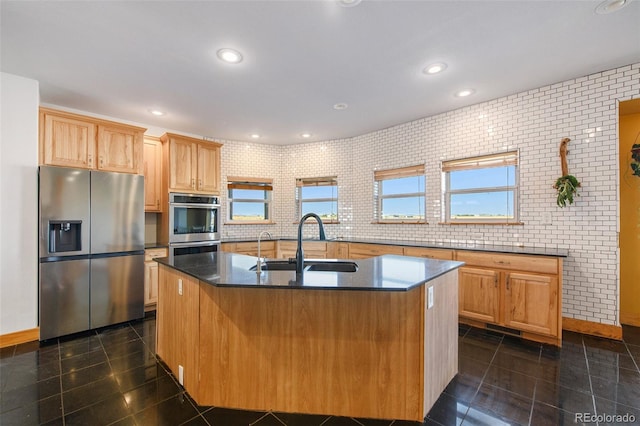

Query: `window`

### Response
(374, 165, 426, 223)
(296, 177, 338, 223)
(227, 177, 273, 223)
(442, 151, 519, 223)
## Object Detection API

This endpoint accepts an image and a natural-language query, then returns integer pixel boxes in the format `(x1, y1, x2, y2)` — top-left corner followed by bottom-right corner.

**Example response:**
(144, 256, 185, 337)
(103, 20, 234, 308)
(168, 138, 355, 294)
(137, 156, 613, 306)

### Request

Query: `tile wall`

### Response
(219, 63, 640, 325)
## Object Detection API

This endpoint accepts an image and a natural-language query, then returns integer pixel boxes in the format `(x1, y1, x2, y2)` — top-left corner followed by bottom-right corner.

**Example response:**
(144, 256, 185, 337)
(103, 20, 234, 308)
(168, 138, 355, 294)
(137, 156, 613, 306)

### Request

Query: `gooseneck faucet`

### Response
(294, 213, 326, 274)
(256, 230, 273, 274)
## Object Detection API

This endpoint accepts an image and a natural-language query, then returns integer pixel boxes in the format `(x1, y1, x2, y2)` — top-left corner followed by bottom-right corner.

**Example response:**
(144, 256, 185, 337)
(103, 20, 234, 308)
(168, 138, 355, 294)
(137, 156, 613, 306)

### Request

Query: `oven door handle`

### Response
(170, 203, 220, 209)
(169, 241, 221, 248)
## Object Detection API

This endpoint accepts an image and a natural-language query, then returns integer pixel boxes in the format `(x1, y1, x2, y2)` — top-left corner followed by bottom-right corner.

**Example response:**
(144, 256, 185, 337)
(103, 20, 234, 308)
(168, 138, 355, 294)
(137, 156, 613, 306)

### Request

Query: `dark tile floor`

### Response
(2, 316, 640, 426)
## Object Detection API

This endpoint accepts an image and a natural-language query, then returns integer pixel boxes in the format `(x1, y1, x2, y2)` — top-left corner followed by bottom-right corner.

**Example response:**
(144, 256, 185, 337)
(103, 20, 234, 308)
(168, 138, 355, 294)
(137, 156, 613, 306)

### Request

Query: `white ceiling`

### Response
(2, 0, 639, 145)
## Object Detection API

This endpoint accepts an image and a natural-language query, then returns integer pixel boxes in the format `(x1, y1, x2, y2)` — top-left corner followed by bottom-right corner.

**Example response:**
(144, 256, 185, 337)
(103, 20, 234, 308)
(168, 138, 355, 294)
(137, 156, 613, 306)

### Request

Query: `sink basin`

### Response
(249, 261, 296, 271)
(249, 260, 358, 273)
(305, 261, 358, 272)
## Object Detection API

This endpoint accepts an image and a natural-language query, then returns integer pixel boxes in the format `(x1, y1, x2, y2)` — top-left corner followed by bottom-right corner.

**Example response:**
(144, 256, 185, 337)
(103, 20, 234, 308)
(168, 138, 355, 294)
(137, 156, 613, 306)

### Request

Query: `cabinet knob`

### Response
(199, 179, 202, 189)
(191, 178, 195, 188)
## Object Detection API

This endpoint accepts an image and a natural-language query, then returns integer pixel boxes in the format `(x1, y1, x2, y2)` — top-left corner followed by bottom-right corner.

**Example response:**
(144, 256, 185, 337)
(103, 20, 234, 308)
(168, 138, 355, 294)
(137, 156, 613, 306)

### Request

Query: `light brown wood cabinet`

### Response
(39, 108, 145, 174)
(143, 137, 163, 212)
(331, 242, 350, 259)
(160, 133, 222, 195)
(455, 250, 562, 345)
(403, 246, 453, 260)
(144, 248, 167, 309)
(277, 241, 328, 259)
(222, 241, 276, 258)
(348, 243, 404, 259)
(157, 265, 200, 399)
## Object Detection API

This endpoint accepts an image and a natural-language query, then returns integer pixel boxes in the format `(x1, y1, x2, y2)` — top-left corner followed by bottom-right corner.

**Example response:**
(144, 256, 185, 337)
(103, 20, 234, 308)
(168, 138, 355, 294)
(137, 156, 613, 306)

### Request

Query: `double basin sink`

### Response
(249, 260, 358, 273)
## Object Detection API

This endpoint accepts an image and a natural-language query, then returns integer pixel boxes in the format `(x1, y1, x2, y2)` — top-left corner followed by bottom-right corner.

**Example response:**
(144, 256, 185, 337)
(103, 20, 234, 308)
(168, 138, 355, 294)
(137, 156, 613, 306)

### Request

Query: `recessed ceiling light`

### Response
(333, 103, 348, 110)
(250, 134, 260, 139)
(423, 62, 448, 75)
(455, 89, 475, 98)
(216, 48, 243, 64)
(149, 109, 165, 116)
(595, 0, 628, 14)
(338, 0, 362, 7)
(301, 133, 312, 139)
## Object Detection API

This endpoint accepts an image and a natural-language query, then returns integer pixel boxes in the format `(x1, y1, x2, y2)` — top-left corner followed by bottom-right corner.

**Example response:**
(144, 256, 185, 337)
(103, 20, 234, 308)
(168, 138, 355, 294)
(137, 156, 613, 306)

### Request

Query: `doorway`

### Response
(619, 98, 640, 326)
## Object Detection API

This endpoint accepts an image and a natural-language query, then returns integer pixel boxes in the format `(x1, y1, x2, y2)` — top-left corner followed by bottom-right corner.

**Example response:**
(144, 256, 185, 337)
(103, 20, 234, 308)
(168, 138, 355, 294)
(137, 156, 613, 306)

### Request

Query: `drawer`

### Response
(455, 251, 558, 275)
(348, 243, 404, 258)
(235, 241, 259, 251)
(403, 246, 454, 260)
(145, 248, 168, 262)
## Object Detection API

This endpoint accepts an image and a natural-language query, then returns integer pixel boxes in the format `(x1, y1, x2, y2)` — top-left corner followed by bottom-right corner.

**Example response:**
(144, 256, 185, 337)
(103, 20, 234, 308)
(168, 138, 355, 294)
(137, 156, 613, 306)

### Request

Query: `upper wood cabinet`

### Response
(39, 108, 145, 174)
(143, 137, 163, 212)
(160, 133, 222, 195)
(96, 124, 143, 173)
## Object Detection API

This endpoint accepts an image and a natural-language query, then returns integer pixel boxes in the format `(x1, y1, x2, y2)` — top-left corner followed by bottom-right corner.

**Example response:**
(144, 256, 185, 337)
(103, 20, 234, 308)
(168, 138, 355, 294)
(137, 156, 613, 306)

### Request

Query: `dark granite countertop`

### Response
(221, 237, 568, 257)
(145, 242, 168, 250)
(155, 251, 464, 292)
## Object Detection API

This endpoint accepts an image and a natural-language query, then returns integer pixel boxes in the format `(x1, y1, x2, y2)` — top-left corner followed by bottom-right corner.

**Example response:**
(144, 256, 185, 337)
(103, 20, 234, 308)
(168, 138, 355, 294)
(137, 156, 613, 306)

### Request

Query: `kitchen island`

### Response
(155, 251, 463, 422)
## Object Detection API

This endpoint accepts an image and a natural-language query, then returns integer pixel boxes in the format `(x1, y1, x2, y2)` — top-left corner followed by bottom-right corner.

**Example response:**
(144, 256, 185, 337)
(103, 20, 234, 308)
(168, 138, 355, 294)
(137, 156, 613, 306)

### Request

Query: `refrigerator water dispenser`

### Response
(49, 220, 82, 253)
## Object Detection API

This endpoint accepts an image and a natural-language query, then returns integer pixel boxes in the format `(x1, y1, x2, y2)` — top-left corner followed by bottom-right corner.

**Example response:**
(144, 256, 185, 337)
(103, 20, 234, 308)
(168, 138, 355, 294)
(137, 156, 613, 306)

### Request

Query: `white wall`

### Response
(2, 63, 638, 336)
(221, 62, 639, 326)
(263, 63, 638, 326)
(0, 73, 39, 335)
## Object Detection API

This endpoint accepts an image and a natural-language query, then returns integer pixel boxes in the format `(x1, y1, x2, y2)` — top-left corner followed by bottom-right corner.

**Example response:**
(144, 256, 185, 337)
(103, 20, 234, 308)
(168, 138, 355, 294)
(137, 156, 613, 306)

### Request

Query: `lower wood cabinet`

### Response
(156, 265, 200, 399)
(456, 251, 562, 345)
(221, 241, 276, 258)
(277, 241, 328, 259)
(458, 267, 499, 324)
(403, 246, 453, 260)
(217, 238, 563, 345)
(347, 243, 403, 259)
(144, 248, 167, 309)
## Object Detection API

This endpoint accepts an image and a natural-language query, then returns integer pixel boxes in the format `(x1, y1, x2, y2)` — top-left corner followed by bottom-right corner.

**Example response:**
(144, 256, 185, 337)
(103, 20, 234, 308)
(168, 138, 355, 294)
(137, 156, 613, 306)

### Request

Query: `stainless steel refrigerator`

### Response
(38, 165, 144, 340)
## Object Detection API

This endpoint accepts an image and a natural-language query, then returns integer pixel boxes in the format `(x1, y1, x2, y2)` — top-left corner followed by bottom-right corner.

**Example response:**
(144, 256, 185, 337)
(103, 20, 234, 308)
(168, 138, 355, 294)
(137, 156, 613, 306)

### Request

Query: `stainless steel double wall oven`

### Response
(168, 193, 221, 257)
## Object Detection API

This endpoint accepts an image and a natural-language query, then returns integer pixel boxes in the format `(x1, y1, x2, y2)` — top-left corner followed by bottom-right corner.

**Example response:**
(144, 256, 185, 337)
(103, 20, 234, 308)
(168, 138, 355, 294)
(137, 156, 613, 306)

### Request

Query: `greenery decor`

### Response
(554, 137, 581, 208)
(554, 175, 581, 207)
(631, 143, 640, 177)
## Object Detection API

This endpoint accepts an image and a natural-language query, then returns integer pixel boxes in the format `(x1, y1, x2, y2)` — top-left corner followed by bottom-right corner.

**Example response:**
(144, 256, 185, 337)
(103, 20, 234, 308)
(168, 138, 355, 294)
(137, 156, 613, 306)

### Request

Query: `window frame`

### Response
(295, 176, 339, 224)
(441, 150, 520, 224)
(374, 164, 426, 224)
(226, 176, 274, 224)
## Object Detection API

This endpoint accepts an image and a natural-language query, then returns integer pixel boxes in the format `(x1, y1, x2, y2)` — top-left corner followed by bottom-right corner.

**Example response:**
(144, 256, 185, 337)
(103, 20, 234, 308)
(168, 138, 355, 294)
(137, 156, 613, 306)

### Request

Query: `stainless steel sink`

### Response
(249, 260, 358, 273)
(305, 261, 358, 272)
(249, 261, 296, 271)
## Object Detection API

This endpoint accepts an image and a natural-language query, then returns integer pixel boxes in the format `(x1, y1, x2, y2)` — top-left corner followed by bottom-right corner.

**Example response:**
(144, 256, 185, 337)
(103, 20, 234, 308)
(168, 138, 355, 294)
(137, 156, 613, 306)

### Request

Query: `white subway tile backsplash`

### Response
(217, 62, 639, 327)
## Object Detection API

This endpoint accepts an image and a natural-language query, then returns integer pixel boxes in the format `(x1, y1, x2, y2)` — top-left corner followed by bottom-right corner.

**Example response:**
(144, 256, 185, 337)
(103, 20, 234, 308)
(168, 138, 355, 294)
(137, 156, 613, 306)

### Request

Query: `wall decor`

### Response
(554, 137, 581, 207)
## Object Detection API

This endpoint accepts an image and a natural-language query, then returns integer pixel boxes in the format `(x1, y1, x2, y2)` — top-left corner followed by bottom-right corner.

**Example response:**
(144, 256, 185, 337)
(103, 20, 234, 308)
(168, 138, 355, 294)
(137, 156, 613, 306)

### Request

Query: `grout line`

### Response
(57, 338, 66, 426)
(581, 334, 600, 425)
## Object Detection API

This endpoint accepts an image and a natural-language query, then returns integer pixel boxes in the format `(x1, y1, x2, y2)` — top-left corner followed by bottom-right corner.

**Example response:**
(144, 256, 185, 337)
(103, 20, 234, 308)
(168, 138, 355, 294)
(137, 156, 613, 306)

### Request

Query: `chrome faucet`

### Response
(293, 213, 326, 274)
(256, 230, 273, 274)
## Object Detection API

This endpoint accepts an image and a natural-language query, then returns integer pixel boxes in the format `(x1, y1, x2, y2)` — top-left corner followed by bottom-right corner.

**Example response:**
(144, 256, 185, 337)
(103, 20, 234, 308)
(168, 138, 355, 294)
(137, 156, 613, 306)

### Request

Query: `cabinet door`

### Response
(505, 272, 558, 337)
(332, 242, 349, 259)
(96, 125, 142, 174)
(197, 142, 221, 194)
(144, 261, 158, 306)
(42, 113, 96, 169)
(143, 138, 163, 211)
(156, 266, 200, 397)
(169, 138, 197, 191)
(458, 267, 500, 323)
